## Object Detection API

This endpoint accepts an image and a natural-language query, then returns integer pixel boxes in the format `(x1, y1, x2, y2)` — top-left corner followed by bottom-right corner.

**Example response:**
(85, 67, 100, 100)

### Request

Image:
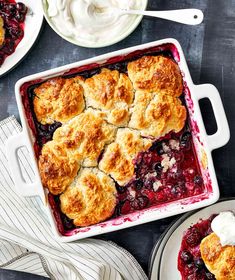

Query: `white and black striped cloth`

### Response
(0, 116, 148, 280)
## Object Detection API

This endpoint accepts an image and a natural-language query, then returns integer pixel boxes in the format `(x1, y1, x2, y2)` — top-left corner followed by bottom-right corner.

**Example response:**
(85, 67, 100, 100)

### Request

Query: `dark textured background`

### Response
(0, 0, 235, 279)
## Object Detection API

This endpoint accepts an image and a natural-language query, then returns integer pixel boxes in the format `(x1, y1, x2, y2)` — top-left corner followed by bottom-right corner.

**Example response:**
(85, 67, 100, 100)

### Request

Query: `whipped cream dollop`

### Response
(46, 0, 141, 46)
(211, 211, 235, 246)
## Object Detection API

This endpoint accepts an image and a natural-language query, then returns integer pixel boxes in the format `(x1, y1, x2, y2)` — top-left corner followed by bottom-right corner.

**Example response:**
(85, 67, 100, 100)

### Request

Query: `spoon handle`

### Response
(123, 9, 204, 25)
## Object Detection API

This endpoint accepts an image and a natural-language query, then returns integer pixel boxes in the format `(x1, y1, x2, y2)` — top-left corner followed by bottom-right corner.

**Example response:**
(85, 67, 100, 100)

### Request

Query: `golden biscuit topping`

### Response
(129, 91, 186, 138)
(38, 141, 80, 195)
(99, 129, 152, 185)
(84, 68, 134, 109)
(200, 233, 235, 280)
(34, 77, 85, 124)
(84, 68, 134, 126)
(128, 56, 183, 97)
(60, 168, 117, 226)
(53, 109, 116, 167)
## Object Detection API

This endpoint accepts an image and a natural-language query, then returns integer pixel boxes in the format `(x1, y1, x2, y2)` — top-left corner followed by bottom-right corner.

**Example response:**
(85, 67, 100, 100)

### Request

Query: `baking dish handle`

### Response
(5, 132, 46, 204)
(193, 84, 230, 151)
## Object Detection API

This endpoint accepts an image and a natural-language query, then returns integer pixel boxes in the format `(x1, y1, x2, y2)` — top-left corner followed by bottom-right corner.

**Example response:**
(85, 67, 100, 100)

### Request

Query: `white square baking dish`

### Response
(6, 39, 230, 242)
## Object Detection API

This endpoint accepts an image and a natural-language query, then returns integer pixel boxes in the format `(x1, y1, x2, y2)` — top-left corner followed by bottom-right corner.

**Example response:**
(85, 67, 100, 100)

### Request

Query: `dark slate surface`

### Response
(0, 0, 235, 279)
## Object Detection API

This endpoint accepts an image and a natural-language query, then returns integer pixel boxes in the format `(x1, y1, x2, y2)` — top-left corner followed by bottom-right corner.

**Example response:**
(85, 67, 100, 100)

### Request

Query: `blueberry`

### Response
(14, 11, 25, 22)
(180, 250, 193, 263)
(53, 195, 60, 204)
(194, 258, 204, 270)
(171, 184, 186, 196)
(62, 215, 74, 230)
(180, 131, 191, 148)
(116, 184, 126, 194)
(154, 162, 162, 173)
(205, 272, 215, 279)
(48, 122, 62, 133)
(149, 141, 159, 151)
(144, 177, 154, 189)
(38, 123, 47, 131)
(38, 122, 61, 139)
(134, 178, 143, 190)
(149, 141, 164, 155)
(194, 175, 203, 186)
(131, 196, 149, 210)
(156, 146, 164, 155)
(16, 2, 27, 14)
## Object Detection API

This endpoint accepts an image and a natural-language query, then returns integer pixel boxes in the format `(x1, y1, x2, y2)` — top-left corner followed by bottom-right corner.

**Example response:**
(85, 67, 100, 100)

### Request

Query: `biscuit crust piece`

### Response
(53, 109, 117, 167)
(84, 68, 134, 126)
(60, 168, 117, 227)
(99, 128, 152, 185)
(128, 55, 183, 97)
(200, 233, 235, 280)
(38, 141, 80, 195)
(33, 77, 85, 124)
(0, 16, 5, 47)
(129, 91, 187, 138)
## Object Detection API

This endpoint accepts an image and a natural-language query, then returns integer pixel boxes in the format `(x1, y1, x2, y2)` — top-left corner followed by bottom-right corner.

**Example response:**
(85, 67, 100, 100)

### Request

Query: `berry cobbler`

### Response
(0, 0, 28, 66)
(22, 46, 208, 233)
(178, 212, 235, 280)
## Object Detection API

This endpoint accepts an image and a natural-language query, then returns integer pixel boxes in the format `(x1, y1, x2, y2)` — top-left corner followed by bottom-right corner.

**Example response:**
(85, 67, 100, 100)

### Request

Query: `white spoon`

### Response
(109, 8, 204, 26)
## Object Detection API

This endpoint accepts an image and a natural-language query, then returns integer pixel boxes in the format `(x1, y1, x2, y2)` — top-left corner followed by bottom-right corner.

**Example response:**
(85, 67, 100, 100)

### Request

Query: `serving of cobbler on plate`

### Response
(0, 0, 28, 66)
(21, 47, 208, 233)
(178, 212, 235, 280)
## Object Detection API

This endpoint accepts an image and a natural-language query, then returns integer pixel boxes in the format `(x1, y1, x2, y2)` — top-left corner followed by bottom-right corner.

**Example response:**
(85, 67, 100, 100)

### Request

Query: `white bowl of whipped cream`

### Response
(41, 0, 148, 48)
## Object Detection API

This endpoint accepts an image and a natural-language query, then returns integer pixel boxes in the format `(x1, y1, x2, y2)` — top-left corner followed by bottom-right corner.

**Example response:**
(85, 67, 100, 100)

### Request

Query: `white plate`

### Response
(0, 0, 44, 77)
(41, 0, 148, 48)
(149, 198, 235, 280)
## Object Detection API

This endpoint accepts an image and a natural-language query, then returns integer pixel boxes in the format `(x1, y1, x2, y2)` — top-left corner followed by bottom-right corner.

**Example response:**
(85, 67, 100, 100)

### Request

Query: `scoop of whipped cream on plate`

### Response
(211, 211, 235, 246)
(46, 0, 143, 46)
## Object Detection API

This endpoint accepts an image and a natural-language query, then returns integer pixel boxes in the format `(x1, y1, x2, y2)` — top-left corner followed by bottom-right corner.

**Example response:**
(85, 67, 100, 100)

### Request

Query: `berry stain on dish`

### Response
(20, 43, 209, 234)
(0, 0, 28, 66)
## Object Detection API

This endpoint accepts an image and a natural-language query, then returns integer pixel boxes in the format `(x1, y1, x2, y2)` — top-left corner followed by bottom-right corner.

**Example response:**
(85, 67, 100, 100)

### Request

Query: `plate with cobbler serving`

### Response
(0, 0, 43, 77)
(149, 198, 235, 280)
(6, 39, 230, 241)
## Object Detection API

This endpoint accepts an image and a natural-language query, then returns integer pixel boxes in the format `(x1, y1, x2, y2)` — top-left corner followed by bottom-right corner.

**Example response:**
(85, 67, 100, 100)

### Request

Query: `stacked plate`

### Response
(149, 198, 235, 280)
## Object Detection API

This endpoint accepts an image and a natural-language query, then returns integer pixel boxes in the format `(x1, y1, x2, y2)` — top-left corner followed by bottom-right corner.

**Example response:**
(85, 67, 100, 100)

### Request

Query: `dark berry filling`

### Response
(0, 0, 27, 66)
(178, 215, 217, 280)
(112, 129, 204, 216)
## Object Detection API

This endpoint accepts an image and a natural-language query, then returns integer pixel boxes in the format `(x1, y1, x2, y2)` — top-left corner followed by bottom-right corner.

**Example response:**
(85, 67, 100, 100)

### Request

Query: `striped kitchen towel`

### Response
(0, 116, 148, 280)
